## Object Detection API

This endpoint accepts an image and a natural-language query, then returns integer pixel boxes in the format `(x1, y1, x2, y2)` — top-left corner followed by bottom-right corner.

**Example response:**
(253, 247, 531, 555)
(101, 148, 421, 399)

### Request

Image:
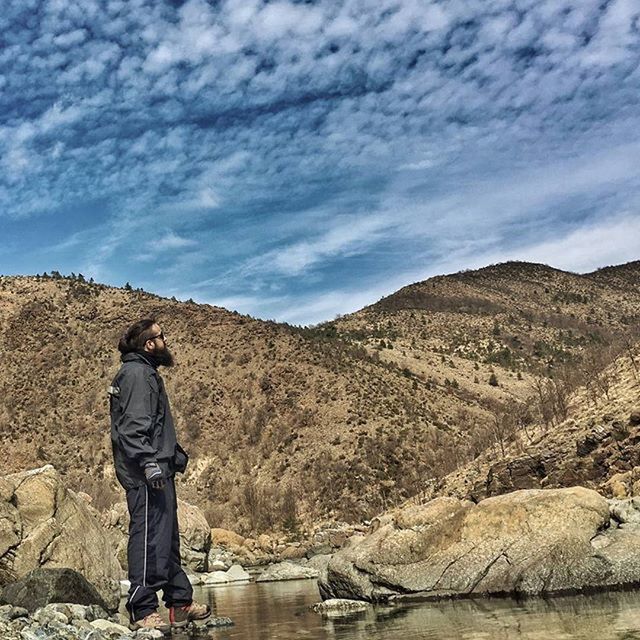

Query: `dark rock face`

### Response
(0, 568, 113, 613)
(485, 456, 547, 496)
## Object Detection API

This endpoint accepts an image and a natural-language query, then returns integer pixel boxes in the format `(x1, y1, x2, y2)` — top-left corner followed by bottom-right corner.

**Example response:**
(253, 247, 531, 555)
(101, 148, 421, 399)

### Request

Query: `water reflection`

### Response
(124, 580, 640, 639)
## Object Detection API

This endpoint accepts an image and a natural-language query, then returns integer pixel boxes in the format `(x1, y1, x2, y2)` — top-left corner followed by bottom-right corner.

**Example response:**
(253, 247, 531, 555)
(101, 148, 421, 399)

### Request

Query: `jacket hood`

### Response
(121, 351, 157, 368)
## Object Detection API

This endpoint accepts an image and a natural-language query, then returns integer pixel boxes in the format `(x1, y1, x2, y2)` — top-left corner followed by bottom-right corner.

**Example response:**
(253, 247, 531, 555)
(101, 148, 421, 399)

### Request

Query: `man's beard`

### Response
(155, 345, 175, 367)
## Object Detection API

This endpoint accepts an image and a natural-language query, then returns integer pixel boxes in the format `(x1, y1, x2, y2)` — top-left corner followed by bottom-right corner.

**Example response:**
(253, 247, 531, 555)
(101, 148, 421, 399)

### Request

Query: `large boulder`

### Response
(320, 487, 640, 602)
(178, 501, 211, 572)
(0, 466, 120, 610)
(0, 568, 111, 613)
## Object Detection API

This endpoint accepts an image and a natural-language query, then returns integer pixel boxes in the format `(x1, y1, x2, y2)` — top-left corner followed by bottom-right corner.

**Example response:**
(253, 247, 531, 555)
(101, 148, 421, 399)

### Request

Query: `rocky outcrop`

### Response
(0, 568, 111, 613)
(0, 466, 121, 610)
(176, 501, 211, 572)
(320, 487, 640, 602)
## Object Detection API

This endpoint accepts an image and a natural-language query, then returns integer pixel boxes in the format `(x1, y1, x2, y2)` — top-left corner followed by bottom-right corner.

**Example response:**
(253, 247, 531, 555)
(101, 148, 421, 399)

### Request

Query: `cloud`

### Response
(151, 231, 198, 251)
(0, 0, 639, 323)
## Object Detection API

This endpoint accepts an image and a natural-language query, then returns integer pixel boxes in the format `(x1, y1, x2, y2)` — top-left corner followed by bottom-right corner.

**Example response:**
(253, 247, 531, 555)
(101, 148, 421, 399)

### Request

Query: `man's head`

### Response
(118, 318, 175, 367)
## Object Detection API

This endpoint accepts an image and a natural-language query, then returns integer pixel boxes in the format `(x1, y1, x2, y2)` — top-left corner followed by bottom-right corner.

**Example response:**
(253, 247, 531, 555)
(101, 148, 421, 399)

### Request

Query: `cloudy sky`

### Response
(1, 0, 639, 324)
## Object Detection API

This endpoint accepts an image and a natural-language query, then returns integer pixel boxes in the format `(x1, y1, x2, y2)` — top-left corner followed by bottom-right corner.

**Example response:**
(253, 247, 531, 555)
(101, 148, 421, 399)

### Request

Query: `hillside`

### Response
(0, 274, 492, 533)
(432, 340, 640, 504)
(1, 261, 639, 535)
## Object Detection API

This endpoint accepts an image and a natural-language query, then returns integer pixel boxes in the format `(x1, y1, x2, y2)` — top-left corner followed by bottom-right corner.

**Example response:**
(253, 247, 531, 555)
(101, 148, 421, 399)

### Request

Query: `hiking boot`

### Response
(169, 601, 211, 628)
(130, 611, 171, 634)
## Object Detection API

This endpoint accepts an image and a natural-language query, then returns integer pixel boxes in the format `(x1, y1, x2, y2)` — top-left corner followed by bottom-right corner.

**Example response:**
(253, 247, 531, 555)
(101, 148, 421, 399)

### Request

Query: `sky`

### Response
(0, 0, 639, 325)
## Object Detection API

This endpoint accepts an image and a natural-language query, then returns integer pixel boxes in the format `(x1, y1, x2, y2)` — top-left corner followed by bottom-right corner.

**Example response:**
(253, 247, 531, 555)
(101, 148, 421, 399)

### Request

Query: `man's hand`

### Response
(144, 462, 166, 489)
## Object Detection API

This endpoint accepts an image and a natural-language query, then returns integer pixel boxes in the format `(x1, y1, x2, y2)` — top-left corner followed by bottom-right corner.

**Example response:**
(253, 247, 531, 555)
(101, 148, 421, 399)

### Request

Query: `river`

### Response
(129, 580, 640, 639)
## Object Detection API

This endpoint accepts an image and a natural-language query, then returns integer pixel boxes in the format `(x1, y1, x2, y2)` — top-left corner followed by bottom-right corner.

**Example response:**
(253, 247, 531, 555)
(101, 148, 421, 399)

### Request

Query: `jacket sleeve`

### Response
(115, 366, 158, 467)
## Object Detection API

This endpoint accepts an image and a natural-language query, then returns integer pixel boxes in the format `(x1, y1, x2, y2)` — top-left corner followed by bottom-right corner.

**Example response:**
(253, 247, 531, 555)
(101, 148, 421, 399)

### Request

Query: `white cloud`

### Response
(2, 0, 640, 323)
(150, 231, 197, 251)
(483, 213, 640, 274)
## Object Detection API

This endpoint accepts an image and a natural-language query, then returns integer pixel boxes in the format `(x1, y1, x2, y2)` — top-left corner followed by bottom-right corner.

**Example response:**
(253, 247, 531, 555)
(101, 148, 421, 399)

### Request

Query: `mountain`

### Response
(1, 261, 639, 535)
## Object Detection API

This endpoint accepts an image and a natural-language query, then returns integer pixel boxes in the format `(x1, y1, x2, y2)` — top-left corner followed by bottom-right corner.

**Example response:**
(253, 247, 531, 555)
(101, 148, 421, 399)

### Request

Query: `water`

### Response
(126, 580, 640, 639)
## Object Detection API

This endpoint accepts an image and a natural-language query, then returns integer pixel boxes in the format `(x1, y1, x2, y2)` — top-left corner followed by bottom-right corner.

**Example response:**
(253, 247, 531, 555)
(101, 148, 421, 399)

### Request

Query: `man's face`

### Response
(145, 323, 174, 367)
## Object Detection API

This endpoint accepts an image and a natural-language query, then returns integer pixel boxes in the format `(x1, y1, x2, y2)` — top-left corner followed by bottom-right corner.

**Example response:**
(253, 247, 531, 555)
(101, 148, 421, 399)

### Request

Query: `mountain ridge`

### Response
(1, 258, 639, 535)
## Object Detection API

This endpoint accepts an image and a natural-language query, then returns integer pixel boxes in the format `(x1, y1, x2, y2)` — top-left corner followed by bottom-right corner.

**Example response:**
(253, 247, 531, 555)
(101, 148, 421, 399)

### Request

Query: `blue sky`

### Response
(1, 0, 639, 324)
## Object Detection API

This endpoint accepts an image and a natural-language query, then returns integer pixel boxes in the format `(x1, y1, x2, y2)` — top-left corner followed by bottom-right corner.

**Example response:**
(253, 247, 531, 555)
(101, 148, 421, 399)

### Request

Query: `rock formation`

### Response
(320, 487, 640, 602)
(0, 466, 121, 610)
(0, 568, 111, 613)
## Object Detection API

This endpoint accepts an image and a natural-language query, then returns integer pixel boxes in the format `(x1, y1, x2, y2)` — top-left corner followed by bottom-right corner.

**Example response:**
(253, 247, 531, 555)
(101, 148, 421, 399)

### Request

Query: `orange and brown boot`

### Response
(130, 611, 171, 634)
(169, 601, 211, 628)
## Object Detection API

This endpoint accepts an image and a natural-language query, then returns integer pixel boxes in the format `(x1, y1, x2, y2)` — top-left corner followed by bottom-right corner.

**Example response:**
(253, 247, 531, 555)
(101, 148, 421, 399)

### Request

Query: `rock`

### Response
(203, 571, 229, 585)
(0, 466, 121, 609)
(210, 543, 261, 568)
(137, 629, 164, 638)
(311, 598, 370, 616)
(208, 560, 228, 572)
(306, 543, 333, 558)
(226, 564, 250, 582)
(257, 534, 273, 553)
(90, 618, 132, 634)
(0, 605, 28, 621)
(320, 487, 640, 602)
(176, 501, 211, 572)
(576, 426, 609, 457)
(186, 573, 203, 586)
(280, 544, 308, 561)
(1, 568, 112, 613)
(32, 606, 69, 625)
(604, 472, 631, 499)
(210, 528, 245, 549)
(327, 530, 349, 549)
(609, 498, 640, 524)
(306, 554, 332, 584)
(256, 561, 319, 582)
(204, 616, 234, 628)
(611, 421, 630, 441)
(119, 579, 131, 597)
(629, 410, 640, 426)
(244, 537, 258, 552)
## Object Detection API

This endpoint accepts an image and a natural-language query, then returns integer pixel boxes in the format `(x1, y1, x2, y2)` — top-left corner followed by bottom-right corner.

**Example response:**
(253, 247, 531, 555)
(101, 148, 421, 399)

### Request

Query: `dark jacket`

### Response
(109, 352, 188, 490)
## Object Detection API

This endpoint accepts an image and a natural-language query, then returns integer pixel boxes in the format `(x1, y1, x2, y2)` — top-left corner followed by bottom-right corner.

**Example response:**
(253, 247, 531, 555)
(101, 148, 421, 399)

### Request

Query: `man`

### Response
(109, 319, 210, 633)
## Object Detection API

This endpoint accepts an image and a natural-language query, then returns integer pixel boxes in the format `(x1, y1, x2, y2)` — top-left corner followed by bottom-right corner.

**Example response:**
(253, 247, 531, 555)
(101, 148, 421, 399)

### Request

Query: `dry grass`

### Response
(1, 260, 639, 533)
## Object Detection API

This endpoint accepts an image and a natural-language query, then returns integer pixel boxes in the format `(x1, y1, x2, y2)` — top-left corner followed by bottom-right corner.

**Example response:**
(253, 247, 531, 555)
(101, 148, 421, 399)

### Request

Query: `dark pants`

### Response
(125, 477, 193, 622)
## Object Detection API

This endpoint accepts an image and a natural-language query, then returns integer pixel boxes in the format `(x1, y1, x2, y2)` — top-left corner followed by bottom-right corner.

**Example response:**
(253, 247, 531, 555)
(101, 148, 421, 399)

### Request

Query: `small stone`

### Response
(135, 629, 164, 638)
(186, 573, 203, 586)
(612, 421, 630, 441)
(68, 604, 90, 621)
(87, 605, 110, 621)
(0, 606, 28, 621)
(120, 580, 131, 597)
(204, 616, 234, 628)
(311, 598, 370, 617)
(33, 607, 69, 625)
(226, 565, 250, 582)
(203, 571, 229, 585)
(630, 410, 640, 426)
(90, 618, 132, 634)
(208, 560, 227, 572)
(72, 619, 94, 632)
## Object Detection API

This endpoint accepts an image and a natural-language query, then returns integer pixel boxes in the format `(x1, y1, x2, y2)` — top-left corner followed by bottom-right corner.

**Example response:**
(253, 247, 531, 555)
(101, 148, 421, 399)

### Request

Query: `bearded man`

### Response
(109, 319, 210, 633)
